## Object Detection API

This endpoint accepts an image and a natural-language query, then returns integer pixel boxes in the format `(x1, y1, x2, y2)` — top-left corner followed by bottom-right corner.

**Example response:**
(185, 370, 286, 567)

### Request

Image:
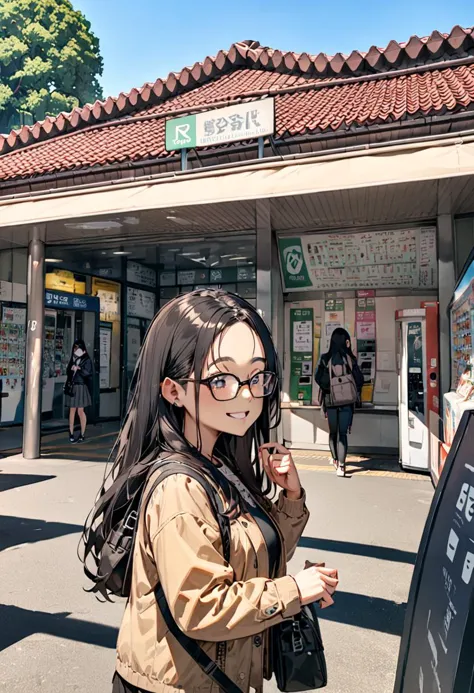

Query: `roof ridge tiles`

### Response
(1, 24, 473, 156)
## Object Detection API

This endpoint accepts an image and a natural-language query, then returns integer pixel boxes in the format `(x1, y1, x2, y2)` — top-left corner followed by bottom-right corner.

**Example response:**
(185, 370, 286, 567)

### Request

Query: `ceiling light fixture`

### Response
(113, 250, 132, 256)
(45, 258, 63, 263)
(64, 221, 123, 231)
(166, 215, 192, 226)
(229, 256, 248, 261)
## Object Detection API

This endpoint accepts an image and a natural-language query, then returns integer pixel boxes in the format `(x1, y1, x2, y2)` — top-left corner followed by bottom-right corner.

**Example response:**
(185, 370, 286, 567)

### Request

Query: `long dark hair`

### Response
(80, 289, 282, 573)
(324, 327, 356, 362)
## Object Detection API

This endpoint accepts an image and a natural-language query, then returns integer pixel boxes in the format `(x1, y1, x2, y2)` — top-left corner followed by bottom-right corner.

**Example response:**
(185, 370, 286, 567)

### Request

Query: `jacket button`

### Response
(242, 520, 248, 527)
(239, 673, 246, 680)
(254, 635, 262, 647)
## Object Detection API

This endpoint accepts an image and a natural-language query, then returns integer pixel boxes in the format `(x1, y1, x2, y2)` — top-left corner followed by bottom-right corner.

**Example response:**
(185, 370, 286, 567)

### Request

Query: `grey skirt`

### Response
(66, 383, 92, 409)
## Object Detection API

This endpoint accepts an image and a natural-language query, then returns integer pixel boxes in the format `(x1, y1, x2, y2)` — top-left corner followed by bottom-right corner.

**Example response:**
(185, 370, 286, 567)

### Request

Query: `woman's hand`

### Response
(293, 565, 339, 609)
(258, 442, 301, 500)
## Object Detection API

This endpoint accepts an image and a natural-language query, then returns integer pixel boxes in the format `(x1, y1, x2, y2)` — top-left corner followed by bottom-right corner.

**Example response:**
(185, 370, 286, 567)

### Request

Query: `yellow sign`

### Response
(92, 277, 121, 322)
(45, 270, 75, 293)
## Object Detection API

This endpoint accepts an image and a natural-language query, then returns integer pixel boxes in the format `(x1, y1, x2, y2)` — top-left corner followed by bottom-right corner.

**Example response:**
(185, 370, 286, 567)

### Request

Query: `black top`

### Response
(67, 354, 93, 386)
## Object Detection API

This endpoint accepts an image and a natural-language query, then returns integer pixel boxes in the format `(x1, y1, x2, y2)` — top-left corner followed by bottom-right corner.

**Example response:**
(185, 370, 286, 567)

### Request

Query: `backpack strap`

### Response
(144, 461, 231, 563)
(148, 462, 241, 693)
(155, 587, 242, 693)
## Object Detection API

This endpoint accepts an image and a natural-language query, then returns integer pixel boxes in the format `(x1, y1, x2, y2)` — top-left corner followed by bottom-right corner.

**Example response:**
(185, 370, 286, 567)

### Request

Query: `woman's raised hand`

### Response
(293, 565, 339, 609)
(258, 442, 302, 500)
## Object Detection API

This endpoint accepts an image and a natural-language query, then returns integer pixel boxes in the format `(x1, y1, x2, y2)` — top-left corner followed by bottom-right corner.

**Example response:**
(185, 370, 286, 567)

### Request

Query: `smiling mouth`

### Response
(226, 412, 250, 420)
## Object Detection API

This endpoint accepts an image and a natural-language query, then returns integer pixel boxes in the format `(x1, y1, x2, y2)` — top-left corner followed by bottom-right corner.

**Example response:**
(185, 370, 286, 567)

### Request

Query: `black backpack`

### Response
(82, 455, 231, 600)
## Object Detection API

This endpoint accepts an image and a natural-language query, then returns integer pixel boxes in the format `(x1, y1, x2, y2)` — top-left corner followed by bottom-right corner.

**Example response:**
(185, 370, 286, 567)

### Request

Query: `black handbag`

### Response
(247, 498, 328, 692)
(64, 379, 75, 397)
(271, 602, 327, 691)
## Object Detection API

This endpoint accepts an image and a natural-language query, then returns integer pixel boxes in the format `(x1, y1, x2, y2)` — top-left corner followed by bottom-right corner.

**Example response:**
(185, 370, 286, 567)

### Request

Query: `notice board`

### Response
(394, 410, 474, 693)
(278, 227, 437, 292)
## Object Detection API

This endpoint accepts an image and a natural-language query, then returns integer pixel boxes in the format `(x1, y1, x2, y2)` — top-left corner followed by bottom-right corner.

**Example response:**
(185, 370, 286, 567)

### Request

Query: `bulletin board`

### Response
(278, 227, 437, 292)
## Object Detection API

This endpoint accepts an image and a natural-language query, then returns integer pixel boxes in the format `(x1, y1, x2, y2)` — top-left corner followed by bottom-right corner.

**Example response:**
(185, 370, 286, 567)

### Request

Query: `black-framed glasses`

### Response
(179, 370, 278, 402)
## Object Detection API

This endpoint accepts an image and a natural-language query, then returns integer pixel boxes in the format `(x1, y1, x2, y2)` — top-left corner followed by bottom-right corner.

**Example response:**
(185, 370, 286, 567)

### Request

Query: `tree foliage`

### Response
(0, 0, 103, 133)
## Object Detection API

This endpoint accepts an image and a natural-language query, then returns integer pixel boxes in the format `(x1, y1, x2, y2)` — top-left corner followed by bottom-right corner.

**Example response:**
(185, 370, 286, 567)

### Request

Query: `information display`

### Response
(99, 325, 112, 389)
(127, 261, 156, 288)
(289, 308, 313, 403)
(394, 410, 474, 693)
(127, 287, 156, 320)
(278, 227, 437, 292)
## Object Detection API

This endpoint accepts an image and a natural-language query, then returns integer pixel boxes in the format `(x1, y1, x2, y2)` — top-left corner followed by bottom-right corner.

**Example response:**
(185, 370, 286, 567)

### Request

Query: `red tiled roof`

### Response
(1, 26, 474, 183)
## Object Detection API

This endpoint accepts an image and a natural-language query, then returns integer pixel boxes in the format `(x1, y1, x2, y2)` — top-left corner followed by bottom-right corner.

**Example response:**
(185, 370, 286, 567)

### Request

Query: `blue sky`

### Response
(74, 0, 473, 100)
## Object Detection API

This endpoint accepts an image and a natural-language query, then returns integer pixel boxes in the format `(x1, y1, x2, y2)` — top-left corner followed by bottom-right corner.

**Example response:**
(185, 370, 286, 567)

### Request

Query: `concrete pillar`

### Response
(255, 199, 272, 329)
(437, 214, 456, 399)
(23, 225, 46, 460)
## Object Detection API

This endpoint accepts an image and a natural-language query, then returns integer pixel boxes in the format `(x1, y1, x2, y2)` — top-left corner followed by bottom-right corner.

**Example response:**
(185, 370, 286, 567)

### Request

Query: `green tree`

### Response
(0, 0, 103, 133)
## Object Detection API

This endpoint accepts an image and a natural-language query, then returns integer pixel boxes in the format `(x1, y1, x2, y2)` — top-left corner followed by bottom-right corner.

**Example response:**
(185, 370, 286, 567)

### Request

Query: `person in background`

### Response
(66, 339, 93, 443)
(315, 328, 364, 477)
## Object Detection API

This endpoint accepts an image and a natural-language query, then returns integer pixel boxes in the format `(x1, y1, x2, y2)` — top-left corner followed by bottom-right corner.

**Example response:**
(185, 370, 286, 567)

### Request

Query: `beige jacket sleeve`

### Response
(147, 474, 301, 642)
(270, 489, 309, 561)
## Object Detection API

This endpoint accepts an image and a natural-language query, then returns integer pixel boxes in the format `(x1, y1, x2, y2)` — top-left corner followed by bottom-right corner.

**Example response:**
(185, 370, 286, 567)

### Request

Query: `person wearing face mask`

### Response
(66, 339, 93, 443)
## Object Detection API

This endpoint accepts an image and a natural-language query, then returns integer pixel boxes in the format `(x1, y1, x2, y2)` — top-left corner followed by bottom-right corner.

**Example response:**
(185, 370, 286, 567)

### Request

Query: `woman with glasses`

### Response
(83, 289, 338, 693)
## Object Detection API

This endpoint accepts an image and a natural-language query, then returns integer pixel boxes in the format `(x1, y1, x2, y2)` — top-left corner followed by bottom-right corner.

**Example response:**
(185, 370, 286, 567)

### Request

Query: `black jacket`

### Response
(67, 354, 93, 387)
(315, 351, 364, 409)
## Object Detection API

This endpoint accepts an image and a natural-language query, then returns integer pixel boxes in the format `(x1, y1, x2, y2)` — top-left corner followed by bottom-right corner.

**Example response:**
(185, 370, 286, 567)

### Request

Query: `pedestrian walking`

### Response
(65, 339, 93, 443)
(315, 328, 364, 478)
(81, 289, 338, 693)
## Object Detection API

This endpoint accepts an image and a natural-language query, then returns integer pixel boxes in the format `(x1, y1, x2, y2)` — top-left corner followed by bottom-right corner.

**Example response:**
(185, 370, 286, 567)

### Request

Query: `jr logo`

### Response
(283, 246, 304, 275)
(174, 123, 191, 145)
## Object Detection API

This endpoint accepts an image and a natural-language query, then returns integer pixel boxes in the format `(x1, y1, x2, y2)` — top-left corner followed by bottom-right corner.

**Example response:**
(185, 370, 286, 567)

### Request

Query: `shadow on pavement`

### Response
(0, 603, 118, 652)
(318, 590, 406, 636)
(299, 536, 417, 564)
(0, 473, 56, 493)
(0, 515, 84, 552)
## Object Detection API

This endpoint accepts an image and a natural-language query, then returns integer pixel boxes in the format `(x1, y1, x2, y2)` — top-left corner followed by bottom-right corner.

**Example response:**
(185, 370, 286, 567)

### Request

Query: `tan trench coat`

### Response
(116, 469, 309, 693)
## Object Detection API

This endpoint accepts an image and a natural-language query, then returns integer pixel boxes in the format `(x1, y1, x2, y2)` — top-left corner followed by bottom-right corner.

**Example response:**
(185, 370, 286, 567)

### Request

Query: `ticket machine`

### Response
(396, 303, 440, 475)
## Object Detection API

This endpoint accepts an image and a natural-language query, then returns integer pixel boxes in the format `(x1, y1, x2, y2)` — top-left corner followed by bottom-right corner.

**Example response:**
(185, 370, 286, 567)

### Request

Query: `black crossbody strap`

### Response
(148, 462, 241, 693)
(156, 585, 242, 693)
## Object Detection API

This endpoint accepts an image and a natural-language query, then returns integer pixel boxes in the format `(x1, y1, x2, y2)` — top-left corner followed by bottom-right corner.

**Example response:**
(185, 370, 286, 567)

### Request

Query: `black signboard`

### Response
(394, 410, 474, 693)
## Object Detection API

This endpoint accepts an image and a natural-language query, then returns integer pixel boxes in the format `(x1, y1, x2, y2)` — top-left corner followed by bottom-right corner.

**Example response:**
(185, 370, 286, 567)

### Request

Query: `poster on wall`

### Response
(127, 287, 156, 320)
(278, 227, 437, 292)
(2, 306, 26, 325)
(127, 261, 156, 288)
(356, 290, 376, 403)
(0, 281, 13, 301)
(92, 278, 121, 322)
(99, 325, 112, 389)
(324, 298, 344, 351)
(289, 308, 313, 403)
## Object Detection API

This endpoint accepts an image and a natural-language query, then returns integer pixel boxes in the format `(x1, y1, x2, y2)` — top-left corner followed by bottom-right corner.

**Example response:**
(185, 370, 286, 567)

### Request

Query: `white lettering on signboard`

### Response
(456, 483, 474, 522)
(462, 551, 474, 585)
(446, 529, 459, 562)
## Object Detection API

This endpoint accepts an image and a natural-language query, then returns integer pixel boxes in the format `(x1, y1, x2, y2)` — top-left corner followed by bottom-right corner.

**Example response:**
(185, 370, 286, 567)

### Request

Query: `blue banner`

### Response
(45, 290, 100, 313)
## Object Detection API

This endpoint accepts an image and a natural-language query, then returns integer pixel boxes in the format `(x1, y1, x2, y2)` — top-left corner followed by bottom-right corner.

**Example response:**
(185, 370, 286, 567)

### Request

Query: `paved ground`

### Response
(0, 446, 433, 693)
